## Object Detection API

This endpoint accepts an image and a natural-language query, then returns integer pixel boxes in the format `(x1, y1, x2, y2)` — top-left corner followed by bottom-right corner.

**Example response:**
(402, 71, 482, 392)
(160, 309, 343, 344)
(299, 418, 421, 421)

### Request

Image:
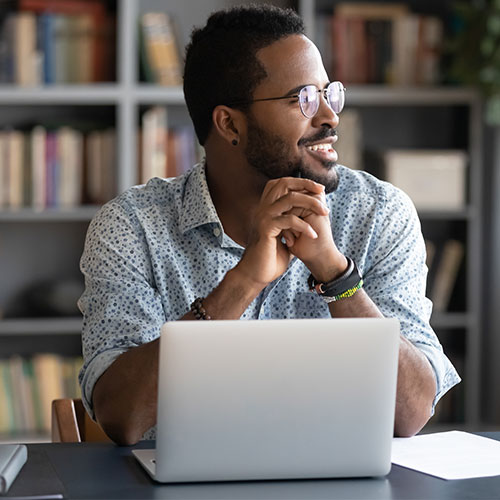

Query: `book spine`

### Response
(140, 12, 182, 86)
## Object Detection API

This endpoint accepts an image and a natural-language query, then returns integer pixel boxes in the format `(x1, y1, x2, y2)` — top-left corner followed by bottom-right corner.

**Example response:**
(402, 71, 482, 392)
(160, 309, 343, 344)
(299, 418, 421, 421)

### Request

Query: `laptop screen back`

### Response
(155, 318, 399, 482)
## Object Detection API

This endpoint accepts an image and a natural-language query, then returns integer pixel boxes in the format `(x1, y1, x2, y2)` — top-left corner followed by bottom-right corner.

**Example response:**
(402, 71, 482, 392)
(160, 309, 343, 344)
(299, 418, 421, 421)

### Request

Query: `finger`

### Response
(270, 191, 329, 217)
(273, 214, 318, 239)
(263, 177, 325, 201)
(281, 229, 296, 248)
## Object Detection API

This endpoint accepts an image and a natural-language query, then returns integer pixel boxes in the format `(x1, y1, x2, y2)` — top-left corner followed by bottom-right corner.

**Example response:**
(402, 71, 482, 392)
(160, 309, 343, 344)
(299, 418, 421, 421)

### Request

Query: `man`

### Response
(79, 5, 459, 445)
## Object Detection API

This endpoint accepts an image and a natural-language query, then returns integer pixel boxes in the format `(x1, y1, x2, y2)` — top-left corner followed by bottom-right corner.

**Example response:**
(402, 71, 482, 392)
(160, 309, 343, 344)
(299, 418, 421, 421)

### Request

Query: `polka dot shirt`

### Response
(78, 162, 460, 439)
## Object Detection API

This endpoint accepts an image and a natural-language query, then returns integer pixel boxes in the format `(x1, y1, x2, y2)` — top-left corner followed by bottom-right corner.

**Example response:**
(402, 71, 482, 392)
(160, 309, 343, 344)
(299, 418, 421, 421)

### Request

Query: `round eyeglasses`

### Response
(226, 81, 346, 118)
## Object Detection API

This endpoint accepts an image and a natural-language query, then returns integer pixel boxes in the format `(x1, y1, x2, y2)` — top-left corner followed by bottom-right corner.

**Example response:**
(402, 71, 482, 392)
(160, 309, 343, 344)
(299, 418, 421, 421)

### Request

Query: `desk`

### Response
(7, 434, 500, 499)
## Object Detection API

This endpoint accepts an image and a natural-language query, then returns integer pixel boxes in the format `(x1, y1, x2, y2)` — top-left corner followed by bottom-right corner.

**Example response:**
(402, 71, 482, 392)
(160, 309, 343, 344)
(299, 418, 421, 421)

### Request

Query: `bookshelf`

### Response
(0, 0, 484, 439)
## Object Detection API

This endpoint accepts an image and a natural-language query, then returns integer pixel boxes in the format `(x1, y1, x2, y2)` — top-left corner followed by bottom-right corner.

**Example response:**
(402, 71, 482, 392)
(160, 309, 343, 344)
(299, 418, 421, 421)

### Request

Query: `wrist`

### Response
(194, 267, 265, 321)
(228, 265, 267, 297)
(306, 252, 349, 283)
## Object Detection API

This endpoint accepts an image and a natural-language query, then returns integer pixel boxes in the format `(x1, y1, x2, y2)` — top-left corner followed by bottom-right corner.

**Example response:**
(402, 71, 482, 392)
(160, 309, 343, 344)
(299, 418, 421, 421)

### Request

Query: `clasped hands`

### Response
(236, 177, 348, 290)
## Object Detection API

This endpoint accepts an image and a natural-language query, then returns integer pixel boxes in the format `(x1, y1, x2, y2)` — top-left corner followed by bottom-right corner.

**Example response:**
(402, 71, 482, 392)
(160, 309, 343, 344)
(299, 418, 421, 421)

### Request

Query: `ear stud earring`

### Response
(232, 139, 238, 146)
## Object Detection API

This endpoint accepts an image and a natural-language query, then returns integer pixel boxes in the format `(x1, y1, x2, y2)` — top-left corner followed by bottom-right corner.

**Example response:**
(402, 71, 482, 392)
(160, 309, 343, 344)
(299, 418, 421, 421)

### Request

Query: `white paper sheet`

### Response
(392, 430, 500, 480)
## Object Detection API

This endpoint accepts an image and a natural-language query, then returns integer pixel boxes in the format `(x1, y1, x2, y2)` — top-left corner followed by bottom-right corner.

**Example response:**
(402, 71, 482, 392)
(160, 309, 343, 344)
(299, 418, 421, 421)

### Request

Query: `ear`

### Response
(212, 105, 246, 146)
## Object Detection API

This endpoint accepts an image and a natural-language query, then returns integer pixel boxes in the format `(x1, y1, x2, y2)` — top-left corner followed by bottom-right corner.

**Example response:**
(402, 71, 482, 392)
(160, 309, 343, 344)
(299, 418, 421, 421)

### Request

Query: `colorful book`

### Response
(19, 0, 114, 82)
(140, 12, 182, 86)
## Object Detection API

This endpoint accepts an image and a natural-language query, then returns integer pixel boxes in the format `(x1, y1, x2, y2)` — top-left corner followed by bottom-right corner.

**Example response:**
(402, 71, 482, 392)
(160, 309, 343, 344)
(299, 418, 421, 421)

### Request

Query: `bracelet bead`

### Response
(190, 297, 212, 320)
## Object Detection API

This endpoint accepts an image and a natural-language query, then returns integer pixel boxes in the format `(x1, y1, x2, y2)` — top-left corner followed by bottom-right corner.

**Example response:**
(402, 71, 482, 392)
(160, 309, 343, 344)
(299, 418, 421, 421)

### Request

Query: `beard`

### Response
(244, 117, 339, 193)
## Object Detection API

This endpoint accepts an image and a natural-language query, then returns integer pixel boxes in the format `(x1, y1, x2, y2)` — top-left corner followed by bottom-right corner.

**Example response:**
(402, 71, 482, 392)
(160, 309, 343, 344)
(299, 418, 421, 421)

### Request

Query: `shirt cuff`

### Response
(415, 341, 461, 414)
(80, 348, 128, 420)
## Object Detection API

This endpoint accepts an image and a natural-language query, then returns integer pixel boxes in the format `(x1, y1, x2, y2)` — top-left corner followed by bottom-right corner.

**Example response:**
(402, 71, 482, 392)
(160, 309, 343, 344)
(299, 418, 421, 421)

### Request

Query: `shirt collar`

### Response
(179, 162, 221, 234)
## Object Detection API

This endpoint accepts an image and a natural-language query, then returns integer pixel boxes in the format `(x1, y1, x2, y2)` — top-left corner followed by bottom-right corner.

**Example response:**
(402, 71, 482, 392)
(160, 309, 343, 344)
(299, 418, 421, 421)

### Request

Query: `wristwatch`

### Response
(308, 257, 364, 303)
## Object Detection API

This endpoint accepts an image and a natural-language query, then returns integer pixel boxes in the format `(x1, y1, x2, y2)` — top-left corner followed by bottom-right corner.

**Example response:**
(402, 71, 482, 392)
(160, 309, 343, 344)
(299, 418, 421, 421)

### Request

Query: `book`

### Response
(416, 16, 443, 86)
(85, 128, 116, 204)
(33, 354, 65, 432)
(45, 131, 58, 207)
(0, 444, 27, 494)
(141, 106, 168, 183)
(0, 360, 10, 434)
(73, 14, 94, 83)
(366, 19, 392, 83)
(8, 356, 31, 432)
(14, 11, 37, 86)
(101, 128, 116, 202)
(331, 15, 349, 83)
(431, 239, 465, 312)
(140, 12, 182, 86)
(7, 130, 24, 209)
(52, 14, 69, 84)
(38, 12, 56, 84)
(0, 132, 7, 208)
(86, 130, 102, 203)
(0, 361, 16, 433)
(31, 125, 47, 210)
(57, 126, 83, 207)
(392, 14, 420, 86)
(0, 14, 15, 84)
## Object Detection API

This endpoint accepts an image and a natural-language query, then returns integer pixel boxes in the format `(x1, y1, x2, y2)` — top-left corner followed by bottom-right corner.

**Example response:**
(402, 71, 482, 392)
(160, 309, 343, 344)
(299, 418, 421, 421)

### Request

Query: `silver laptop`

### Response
(133, 318, 399, 482)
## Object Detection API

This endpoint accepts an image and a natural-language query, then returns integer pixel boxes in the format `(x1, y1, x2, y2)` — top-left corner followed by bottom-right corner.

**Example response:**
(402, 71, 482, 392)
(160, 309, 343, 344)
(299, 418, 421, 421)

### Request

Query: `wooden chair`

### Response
(51, 398, 111, 443)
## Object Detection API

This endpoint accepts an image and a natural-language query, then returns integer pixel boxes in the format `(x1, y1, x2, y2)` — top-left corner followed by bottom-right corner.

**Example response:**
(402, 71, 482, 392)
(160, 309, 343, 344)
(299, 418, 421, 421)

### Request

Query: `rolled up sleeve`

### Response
(78, 200, 166, 418)
(363, 186, 461, 411)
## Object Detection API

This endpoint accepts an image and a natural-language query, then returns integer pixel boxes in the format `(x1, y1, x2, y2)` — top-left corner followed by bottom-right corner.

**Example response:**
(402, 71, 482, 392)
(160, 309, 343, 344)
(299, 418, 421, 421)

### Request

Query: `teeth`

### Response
(307, 143, 332, 152)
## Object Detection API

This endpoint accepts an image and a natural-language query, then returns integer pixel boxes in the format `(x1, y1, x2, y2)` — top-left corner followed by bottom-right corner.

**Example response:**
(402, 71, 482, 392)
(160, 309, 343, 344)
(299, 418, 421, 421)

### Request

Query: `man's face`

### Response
(243, 35, 340, 193)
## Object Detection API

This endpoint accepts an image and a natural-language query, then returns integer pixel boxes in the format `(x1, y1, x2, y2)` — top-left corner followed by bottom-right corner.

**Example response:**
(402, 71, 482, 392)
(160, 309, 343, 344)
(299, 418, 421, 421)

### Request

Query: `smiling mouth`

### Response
(306, 143, 335, 153)
(305, 141, 338, 163)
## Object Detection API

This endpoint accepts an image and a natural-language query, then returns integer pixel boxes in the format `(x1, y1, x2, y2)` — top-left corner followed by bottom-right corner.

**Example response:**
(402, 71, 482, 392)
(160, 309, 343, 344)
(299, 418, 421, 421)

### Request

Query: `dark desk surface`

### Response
(7, 433, 500, 500)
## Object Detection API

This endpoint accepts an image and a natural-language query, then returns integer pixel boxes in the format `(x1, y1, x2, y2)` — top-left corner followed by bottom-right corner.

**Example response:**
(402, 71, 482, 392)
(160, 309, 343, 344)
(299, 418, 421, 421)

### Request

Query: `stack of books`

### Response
(139, 106, 202, 183)
(0, 354, 83, 435)
(0, 0, 116, 85)
(316, 2, 443, 86)
(0, 125, 116, 210)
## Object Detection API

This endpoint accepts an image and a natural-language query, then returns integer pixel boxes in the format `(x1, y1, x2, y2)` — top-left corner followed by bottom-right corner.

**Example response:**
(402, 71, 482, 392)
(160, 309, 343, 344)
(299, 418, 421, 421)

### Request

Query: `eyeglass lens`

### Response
(298, 82, 345, 118)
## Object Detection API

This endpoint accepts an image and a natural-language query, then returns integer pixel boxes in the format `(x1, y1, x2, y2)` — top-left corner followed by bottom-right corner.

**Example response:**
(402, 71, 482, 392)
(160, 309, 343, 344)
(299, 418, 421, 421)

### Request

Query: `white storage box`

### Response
(383, 150, 467, 210)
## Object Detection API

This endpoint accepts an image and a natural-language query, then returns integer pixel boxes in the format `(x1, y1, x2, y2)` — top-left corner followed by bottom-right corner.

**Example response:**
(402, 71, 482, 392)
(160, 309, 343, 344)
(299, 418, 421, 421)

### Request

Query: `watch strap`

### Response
(308, 257, 363, 302)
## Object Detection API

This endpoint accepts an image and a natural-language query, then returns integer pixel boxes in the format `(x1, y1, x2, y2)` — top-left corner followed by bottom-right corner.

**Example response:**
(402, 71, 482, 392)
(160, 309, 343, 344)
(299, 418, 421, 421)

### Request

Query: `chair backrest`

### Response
(51, 398, 111, 442)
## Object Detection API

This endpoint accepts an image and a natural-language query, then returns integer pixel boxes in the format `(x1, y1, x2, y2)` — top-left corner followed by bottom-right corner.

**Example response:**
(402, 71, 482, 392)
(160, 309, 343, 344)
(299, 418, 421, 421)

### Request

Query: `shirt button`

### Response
(213, 227, 221, 237)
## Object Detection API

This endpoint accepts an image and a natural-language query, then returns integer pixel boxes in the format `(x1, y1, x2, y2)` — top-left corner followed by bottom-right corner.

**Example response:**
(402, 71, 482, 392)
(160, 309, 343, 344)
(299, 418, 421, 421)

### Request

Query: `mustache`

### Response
(298, 127, 337, 147)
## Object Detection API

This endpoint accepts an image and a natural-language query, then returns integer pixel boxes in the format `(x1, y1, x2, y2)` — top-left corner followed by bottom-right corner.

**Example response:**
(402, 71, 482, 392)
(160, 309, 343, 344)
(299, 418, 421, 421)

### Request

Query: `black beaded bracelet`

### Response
(190, 297, 212, 320)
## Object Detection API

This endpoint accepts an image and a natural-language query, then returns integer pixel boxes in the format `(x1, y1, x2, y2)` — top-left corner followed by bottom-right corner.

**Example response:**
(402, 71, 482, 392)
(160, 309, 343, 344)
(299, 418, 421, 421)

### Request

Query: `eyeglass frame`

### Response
(224, 81, 346, 118)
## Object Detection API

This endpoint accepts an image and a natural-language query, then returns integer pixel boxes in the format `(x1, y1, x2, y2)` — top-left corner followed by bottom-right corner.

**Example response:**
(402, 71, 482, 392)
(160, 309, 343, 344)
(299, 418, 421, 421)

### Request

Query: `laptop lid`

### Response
(147, 318, 399, 482)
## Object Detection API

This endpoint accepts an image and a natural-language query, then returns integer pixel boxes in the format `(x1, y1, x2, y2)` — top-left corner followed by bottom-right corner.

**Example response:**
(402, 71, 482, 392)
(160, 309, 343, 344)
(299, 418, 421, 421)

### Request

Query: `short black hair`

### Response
(183, 4, 305, 145)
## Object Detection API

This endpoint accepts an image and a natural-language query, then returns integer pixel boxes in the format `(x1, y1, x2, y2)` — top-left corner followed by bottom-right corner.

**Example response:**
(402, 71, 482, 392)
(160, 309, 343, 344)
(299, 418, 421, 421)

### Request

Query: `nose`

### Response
(311, 91, 339, 129)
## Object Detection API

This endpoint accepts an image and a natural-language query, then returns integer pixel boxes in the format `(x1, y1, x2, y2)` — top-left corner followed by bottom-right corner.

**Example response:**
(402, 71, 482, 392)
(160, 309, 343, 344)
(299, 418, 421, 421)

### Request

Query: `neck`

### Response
(204, 150, 267, 247)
